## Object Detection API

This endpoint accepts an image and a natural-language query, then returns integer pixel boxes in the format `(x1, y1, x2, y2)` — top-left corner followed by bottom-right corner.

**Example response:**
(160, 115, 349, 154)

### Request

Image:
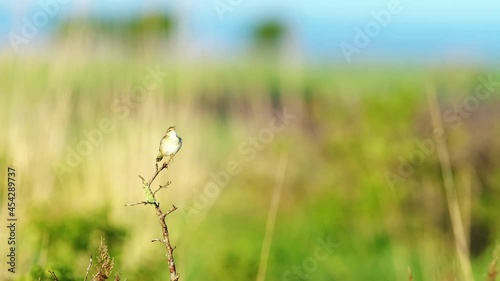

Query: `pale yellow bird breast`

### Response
(160, 136, 182, 156)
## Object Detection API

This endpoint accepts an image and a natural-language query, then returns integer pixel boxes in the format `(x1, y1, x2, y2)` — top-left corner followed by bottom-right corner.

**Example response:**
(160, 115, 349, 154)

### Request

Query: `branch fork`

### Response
(127, 155, 180, 281)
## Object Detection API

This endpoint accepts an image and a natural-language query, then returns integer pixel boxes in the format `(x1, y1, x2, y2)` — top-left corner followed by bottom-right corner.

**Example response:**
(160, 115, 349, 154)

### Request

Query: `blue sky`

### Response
(1, 0, 500, 64)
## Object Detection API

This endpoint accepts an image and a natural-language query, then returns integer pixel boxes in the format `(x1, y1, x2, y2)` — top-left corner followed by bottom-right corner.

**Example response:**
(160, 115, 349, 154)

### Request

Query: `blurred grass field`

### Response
(0, 50, 499, 281)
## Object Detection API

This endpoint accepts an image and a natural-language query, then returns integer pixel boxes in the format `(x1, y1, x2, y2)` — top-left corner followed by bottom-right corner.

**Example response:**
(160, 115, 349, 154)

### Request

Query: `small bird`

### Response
(156, 126, 182, 163)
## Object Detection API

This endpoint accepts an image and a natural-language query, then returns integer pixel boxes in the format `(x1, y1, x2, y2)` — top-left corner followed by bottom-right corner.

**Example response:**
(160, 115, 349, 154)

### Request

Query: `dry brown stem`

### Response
(487, 245, 499, 281)
(128, 156, 180, 281)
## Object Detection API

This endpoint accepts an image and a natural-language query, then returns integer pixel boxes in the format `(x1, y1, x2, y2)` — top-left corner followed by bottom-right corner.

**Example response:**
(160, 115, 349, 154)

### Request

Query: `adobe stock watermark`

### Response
(339, 0, 406, 63)
(282, 236, 336, 281)
(180, 108, 296, 222)
(52, 66, 167, 179)
(8, 0, 72, 53)
(212, 0, 245, 20)
(384, 75, 500, 188)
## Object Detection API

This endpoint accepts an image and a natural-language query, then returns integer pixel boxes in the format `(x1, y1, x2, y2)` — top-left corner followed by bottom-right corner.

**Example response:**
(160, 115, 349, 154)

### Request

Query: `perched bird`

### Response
(156, 126, 182, 162)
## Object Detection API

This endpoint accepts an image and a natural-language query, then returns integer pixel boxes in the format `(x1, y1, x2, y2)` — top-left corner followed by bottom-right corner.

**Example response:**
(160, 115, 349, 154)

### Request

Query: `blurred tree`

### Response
(250, 19, 287, 115)
(251, 19, 286, 57)
(126, 13, 175, 41)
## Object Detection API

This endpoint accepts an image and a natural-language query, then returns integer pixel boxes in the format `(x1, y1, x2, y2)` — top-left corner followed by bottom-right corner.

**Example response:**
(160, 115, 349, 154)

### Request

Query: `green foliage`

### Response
(27, 206, 126, 277)
(36, 208, 125, 251)
(29, 265, 47, 280)
(51, 264, 78, 281)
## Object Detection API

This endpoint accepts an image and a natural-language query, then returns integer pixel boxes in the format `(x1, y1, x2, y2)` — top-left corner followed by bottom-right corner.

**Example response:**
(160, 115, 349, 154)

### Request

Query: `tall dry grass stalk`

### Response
(487, 245, 499, 281)
(92, 238, 121, 281)
(426, 84, 475, 281)
(256, 152, 288, 281)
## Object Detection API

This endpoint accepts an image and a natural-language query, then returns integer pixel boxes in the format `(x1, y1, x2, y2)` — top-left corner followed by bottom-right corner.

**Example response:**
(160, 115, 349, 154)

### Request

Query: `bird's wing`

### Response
(159, 136, 167, 147)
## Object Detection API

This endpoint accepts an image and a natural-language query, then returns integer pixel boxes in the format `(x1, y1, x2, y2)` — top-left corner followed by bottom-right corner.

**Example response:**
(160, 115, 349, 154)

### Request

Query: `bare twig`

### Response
(154, 181, 172, 196)
(154, 199, 180, 281)
(142, 164, 165, 190)
(139, 175, 147, 185)
(84, 254, 93, 281)
(131, 155, 180, 281)
(124, 201, 158, 207)
(165, 205, 178, 216)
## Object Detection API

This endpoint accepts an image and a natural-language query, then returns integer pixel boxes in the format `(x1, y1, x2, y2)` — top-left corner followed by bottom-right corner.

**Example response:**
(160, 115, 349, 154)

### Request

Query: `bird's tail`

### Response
(156, 153, 163, 162)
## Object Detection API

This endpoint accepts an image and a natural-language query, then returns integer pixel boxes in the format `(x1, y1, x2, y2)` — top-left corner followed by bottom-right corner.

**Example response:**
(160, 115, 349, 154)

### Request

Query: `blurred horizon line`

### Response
(1, 1, 500, 66)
